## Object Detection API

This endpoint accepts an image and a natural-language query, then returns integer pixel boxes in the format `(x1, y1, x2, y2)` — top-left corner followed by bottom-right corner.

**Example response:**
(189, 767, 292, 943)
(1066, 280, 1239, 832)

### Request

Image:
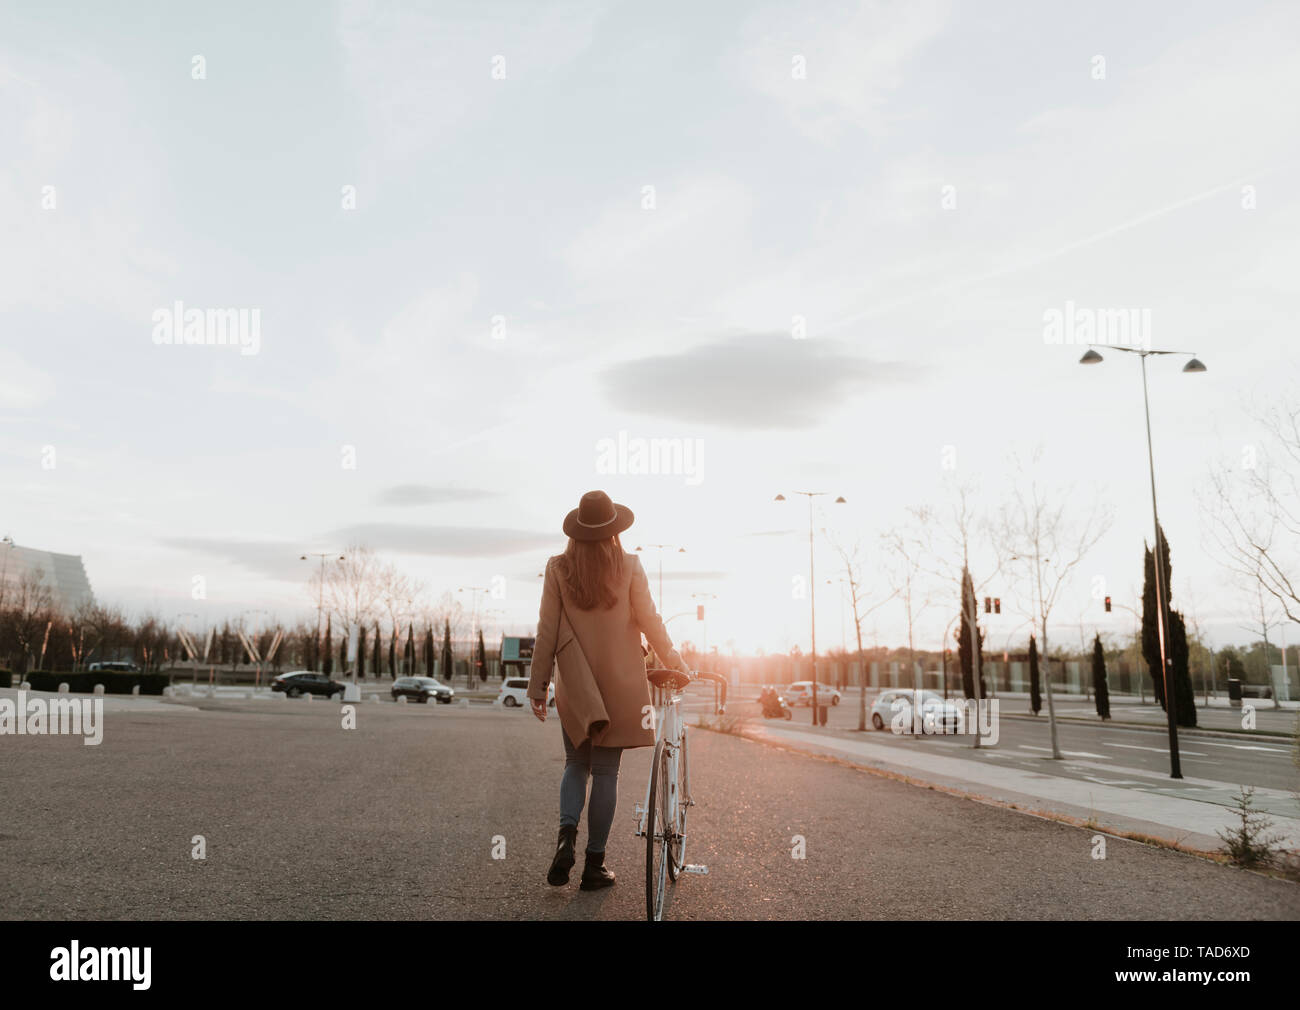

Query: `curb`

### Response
(998, 710, 1296, 743)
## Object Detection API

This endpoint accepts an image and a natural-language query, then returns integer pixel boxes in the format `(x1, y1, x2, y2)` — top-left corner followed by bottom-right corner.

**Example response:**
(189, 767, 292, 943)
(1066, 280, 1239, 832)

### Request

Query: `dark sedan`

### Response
(391, 676, 455, 704)
(271, 671, 347, 699)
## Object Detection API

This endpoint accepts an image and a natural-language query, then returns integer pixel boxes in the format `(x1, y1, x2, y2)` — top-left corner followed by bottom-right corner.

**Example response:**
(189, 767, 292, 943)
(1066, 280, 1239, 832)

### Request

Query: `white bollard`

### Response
(458, 699, 470, 709)
(397, 696, 407, 704)
(93, 684, 105, 696)
(19, 681, 30, 690)
(58, 682, 70, 693)
(302, 692, 313, 702)
(163, 686, 174, 697)
(368, 694, 380, 703)
(131, 684, 141, 696)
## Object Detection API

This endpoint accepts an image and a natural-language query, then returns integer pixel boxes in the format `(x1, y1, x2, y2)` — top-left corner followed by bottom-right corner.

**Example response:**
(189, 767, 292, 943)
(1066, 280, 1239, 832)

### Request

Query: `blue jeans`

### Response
(559, 727, 623, 854)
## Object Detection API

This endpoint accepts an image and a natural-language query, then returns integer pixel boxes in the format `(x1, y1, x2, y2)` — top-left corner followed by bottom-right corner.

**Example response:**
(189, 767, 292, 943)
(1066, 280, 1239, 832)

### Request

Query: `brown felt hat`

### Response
(563, 490, 634, 541)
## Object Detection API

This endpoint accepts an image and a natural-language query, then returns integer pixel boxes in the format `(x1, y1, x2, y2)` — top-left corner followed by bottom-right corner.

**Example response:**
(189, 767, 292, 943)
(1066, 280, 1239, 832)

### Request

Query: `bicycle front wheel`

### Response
(645, 738, 671, 921)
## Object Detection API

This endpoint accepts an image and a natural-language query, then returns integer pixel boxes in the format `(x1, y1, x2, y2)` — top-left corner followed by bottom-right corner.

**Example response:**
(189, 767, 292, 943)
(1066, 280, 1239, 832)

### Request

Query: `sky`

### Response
(2, 0, 1298, 656)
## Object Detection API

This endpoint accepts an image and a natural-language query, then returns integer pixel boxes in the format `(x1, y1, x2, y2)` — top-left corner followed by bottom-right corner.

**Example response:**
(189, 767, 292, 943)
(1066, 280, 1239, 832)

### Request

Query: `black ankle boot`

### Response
(579, 849, 616, 890)
(547, 825, 578, 886)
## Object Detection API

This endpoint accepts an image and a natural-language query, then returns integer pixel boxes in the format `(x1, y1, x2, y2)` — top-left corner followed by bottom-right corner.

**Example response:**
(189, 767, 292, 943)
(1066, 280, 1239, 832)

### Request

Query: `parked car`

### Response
(871, 688, 962, 733)
(88, 661, 141, 673)
(784, 681, 842, 707)
(391, 676, 455, 704)
(270, 671, 346, 699)
(498, 677, 554, 708)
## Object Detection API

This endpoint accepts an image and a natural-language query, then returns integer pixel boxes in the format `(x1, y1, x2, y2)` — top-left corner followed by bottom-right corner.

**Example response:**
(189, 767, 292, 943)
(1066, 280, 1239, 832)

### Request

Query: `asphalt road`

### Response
(2, 698, 1298, 920)
(724, 689, 1300, 794)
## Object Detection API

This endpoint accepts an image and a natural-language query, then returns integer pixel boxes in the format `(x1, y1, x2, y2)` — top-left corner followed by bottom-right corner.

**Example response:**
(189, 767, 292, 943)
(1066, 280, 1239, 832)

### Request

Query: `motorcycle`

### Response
(758, 688, 793, 720)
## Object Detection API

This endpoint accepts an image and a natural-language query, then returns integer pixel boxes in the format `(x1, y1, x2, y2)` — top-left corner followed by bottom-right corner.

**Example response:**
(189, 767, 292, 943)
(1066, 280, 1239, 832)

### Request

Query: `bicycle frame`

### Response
(635, 682, 690, 848)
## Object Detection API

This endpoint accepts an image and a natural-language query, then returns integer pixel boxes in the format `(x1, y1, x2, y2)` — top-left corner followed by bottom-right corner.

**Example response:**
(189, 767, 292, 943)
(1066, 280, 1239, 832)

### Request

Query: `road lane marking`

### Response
(1018, 745, 1110, 759)
(1195, 740, 1289, 754)
(1105, 742, 1206, 757)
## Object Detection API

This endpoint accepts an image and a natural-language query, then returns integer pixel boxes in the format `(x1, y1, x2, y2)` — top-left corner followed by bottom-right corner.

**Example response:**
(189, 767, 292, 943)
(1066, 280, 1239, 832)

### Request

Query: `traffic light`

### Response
(696, 605, 705, 621)
(993, 598, 1001, 614)
(1104, 596, 1112, 613)
(984, 596, 991, 614)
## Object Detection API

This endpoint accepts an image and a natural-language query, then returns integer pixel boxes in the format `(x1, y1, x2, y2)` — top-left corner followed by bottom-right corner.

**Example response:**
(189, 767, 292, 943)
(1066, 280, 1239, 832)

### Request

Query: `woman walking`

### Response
(528, 490, 688, 890)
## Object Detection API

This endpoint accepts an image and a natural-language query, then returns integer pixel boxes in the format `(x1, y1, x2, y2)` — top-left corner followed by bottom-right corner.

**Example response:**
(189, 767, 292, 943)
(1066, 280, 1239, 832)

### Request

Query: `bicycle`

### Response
(634, 667, 728, 922)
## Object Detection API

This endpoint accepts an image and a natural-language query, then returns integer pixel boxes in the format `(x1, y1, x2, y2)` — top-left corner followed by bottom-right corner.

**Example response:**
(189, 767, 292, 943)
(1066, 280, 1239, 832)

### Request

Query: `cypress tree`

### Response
(357, 624, 367, 678)
(441, 619, 454, 684)
(1141, 523, 1197, 726)
(477, 628, 488, 684)
(425, 626, 435, 677)
(1028, 634, 1042, 715)
(372, 623, 381, 678)
(1092, 633, 1110, 720)
(958, 567, 985, 699)
(388, 626, 396, 678)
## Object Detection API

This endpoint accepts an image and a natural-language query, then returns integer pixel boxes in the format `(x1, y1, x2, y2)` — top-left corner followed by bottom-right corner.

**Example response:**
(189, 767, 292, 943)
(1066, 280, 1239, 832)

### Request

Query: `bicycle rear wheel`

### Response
(645, 738, 671, 921)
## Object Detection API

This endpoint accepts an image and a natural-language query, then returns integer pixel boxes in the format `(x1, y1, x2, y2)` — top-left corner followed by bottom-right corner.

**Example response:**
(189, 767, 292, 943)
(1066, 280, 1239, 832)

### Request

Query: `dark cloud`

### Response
(330, 524, 554, 558)
(374, 484, 497, 506)
(600, 333, 918, 429)
(160, 538, 307, 581)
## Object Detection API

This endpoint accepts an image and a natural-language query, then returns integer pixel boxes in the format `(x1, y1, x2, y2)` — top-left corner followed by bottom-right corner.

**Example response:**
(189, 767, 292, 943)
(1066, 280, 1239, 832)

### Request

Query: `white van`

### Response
(498, 677, 555, 708)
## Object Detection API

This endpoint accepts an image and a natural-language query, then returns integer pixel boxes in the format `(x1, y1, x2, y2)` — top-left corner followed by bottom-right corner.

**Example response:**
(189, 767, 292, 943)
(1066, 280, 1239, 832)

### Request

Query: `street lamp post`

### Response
(0, 535, 14, 607)
(301, 553, 345, 672)
(635, 544, 685, 611)
(775, 492, 846, 725)
(459, 586, 490, 686)
(1080, 344, 1206, 779)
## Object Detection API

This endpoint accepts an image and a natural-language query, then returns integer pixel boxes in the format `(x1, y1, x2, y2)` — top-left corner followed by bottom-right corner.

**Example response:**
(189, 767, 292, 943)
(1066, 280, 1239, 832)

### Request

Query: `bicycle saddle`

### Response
(646, 668, 692, 691)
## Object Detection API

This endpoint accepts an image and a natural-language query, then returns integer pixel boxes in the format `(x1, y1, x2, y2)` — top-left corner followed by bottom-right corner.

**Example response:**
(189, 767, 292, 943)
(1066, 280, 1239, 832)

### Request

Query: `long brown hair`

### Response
(557, 533, 625, 610)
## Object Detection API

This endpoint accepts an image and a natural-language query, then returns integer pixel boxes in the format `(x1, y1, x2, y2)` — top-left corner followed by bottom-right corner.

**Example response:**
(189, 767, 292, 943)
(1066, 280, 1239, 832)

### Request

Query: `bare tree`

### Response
(8, 569, 54, 674)
(914, 479, 1004, 746)
(1238, 579, 1283, 710)
(881, 512, 937, 694)
(995, 451, 1114, 759)
(1203, 394, 1300, 624)
(831, 537, 898, 731)
(317, 544, 387, 635)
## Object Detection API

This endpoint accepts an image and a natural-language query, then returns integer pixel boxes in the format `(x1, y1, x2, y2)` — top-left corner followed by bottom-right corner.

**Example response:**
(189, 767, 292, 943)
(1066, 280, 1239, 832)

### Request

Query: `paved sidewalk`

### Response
(749, 721, 1300, 854)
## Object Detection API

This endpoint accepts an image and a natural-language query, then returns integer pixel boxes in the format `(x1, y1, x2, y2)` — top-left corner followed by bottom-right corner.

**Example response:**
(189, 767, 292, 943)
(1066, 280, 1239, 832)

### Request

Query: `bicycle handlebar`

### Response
(692, 670, 728, 714)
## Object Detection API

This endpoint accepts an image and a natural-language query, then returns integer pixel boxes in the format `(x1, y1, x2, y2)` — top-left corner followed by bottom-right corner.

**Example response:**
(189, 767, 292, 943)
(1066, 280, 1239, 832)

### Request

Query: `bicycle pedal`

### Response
(680, 864, 709, 875)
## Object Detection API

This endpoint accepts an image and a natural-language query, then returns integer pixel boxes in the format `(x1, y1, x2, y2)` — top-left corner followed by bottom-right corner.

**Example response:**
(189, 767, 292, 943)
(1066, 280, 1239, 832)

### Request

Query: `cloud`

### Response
(331, 523, 554, 558)
(0, 349, 55, 409)
(160, 538, 306, 582)
(599, 333, 919, 429)
(730, 0, 951, 142)
(374, 484, 497, 506)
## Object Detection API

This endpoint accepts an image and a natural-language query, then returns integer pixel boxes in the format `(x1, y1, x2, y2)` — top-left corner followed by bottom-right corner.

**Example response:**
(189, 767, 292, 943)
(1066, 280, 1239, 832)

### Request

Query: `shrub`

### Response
(1217, 786, 1285, 868)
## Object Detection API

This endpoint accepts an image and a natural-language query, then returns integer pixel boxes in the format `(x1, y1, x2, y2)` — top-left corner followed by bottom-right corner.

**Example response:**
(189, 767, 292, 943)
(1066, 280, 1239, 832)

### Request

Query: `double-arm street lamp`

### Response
(301, 552, 345, 672)
(1080, 344, 1206, 779)
(635, 544, 685, 611)
(775, 492, 846, 725)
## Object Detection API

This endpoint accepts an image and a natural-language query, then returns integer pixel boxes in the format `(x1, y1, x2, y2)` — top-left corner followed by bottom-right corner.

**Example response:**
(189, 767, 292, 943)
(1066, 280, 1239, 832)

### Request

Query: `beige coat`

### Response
(528, 552, 686, 749)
